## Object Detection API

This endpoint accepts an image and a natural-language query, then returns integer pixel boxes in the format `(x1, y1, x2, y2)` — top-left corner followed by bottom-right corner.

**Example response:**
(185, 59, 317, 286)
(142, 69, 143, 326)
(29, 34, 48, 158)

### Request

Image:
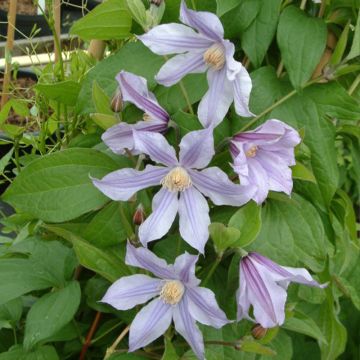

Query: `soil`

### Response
(0, 75, 37, 129)
(0, 0, 39, 16)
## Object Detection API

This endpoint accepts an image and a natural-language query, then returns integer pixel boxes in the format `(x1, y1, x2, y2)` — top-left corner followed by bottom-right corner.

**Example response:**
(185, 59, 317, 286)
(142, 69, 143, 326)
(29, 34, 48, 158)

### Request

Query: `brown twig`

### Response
(80, 312, 102, 360)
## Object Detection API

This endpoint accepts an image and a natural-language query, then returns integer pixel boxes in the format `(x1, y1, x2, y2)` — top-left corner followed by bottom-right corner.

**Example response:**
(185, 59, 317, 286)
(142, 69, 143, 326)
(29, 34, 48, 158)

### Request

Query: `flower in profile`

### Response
(92, 128, 255, 253)
(102, 71, 169, 154)
(138, 0, 253, 128)
(237, 252, 326, 328)
(102, 243, 229, 359)
(230, 119, 301, 204)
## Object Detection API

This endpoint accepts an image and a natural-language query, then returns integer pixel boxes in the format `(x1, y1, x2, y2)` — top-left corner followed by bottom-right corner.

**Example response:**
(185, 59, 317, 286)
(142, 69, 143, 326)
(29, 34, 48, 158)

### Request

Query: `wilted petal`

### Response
(233, 65, 254, 118)
(198, 67, 234, 128)
(138, 23, 213, 55)
(102, 120, 167, 154)
(91, 165, 168, 201)
(133, 131, 178, 166)
(187, 287, 229, 328)
(174, 252, 200, 286)
(116, 71, 169, 122)
(101, 274, 161, 310)
(129, 297, 173, 352)
(179, 187, 210, 254)
(241, 257, 287, 328)
(173, 296, 205, 360)
(179, 128, 214, 169)
(190, 167, 255, 206)
(156, 51, 207, 87)
(126, 242, 175, 279)
(180, 0, 224, 42)
(139, 188, 179, 246)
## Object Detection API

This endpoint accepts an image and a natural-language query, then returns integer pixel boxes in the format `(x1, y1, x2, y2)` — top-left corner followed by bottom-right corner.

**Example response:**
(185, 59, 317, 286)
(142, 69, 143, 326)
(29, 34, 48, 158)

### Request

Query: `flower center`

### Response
(245, 145, 258, 158)
(203, 43, 226, 70)
(161, 166, 192, 192)
(160, 280, 185, 305)
(143, 113, 152, 121)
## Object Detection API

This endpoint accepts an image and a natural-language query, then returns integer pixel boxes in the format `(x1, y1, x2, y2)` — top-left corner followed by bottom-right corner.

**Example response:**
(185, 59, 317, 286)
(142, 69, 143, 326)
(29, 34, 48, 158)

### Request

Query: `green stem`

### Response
(14, 137, 21, 173)
(119, 205, 135, 238)
(348, 74, 360, 95)
(12, 328, 17, 344)
(300, 0, 307, 10)
(91, 322, 123, 345)
(178, 80, 195, 115)
(190, 0, 197, 10)
(56, 102, 62, 145)
(202, 256, 222, 287)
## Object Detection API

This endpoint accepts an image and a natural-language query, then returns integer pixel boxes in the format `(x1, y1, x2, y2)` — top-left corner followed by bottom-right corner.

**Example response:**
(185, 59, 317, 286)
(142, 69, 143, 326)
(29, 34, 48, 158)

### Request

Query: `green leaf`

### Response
(92, 81, 113, 115)
(209, 222, 241, 254)
(45, 225, 131, 282)
(162, 337, 179, 360)
(3, 148, 119, 222)
(329, 21, 350, 65)
(240, 339, 276, 356)
(35, 81, 81, 106)
(347, 9, 360, 60)
(277, 6, 327, 88)
(0, 345, 59, 360)
(242, 0, 282, 67)
(0, 148, 14, 174)
(216, 0, 240, 17)
(248, 194, 327, 272)
(291, 162, 316, 183)
(283, 310, 327, 343)
(0, 99, 29, 125)
(90, 113, 119, 130)
(258, 331, 293, 360)
(70, 0, 132, 40)
(77, 42, 163, 114)
(126, 0, 148, 28)
(0, 298, 23, 327)
(228, 201, 262, 248)
(24, 281, 81, 350)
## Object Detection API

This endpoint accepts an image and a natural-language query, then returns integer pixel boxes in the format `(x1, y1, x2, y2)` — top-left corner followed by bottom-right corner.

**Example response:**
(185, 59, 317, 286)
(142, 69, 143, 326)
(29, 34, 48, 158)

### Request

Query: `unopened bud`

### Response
(111, 88, 123, 113)
(151, 0, 163, 5)
(251, 324, 267, 340)
(133, 204, 146, 225)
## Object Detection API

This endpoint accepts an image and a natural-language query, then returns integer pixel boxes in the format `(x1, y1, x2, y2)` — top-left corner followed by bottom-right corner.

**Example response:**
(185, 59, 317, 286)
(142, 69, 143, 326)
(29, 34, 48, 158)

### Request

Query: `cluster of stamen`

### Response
(160, 280, 185, 305)
(245, 145, 258, 158)
(203, 43, 226, 70)
(143, 113, 152, 121)
(161, 166, 192, 192)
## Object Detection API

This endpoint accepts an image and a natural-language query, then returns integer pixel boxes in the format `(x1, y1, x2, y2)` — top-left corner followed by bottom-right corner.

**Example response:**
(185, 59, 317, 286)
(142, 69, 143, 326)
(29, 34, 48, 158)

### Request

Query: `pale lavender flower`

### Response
(102, 70, 169, 154)
(102, 243, 229, 359)
(237, 252, 326, 328)
(230, 119, 301, 204)
(92, 128, 255, 253)
(138, 0, 253, 128)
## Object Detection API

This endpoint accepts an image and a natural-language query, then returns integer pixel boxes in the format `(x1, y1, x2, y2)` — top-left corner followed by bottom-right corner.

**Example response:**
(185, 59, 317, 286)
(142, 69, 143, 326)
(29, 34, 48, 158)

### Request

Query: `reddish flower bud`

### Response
(111, 88, 123, 113)
(251, 324, 267, 340)
(151, 0, 163, 6)
(133, 204, 145, 225)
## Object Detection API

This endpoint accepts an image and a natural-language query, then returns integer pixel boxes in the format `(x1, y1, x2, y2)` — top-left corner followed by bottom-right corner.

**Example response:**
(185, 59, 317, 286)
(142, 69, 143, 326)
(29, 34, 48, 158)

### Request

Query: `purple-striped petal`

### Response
(232, 65, 254, 118)
(190, 167, 255, 206)
(102, 120, 167, 154)
(246, 158, 270, 204)
(129, 297, 173, 352)
(101, 274, 161, 310)
(236, 268, 252, 322)
(179, 187, 210, 254)
(173, 295, 205, 360)
(126, 242, 175, 279)
(198, 67, 234, 128)
(186, 287, 229, 328)
(180, 0, 224, 42)
(241, 257, 287, 328)
(138, 23, 213, 55)
(179, 128, 214, 169)
(116, 71, 169, 122)
(91, 165, 168, 201)
(155, 51, 207, 87)
(223, 40, 242, 81)
(231, 143, 250, 183)
(133, 131, 178, 166)
(174, 252, 200, 286)
(139, 188, 179, 246)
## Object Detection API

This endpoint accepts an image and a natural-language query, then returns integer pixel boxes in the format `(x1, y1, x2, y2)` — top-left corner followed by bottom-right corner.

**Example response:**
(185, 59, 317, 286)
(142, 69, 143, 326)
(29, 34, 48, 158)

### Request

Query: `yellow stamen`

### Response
(160, 280, 185, 305)
(161, 167, 192, 192)
(245, 145, 258, 158)
(203, 43, 226, 70)
(143, 113, 152, 121)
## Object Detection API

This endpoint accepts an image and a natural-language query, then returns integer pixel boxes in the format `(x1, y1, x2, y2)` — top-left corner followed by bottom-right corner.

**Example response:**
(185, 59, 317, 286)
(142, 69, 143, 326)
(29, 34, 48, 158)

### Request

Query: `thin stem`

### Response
(12, 328, 17, 344)
(14, 137, 21, 173)
(104, 325, 131, 359)
(178, 80, 195, 115)
(318, 0, 326, 18)
(80, 312, 102, 360)
(276, 60, 284, 78)
(190, 0, 197, 10)
(348, 74, 360, 95)
(202, 256, 222, 287)
(300, 0, 307, 10)
(91, 321, 123, 345)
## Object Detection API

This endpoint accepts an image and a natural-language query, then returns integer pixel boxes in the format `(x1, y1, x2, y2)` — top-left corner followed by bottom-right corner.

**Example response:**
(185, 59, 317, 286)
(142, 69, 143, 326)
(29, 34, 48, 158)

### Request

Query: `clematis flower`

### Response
(102, 71, 169, 154)
(138, 0, 253, 128)
(237, 252, 326, 328)
(92, 128, 255, 253)
(230, 119, 301, 204)
(102, 242, 230, 360)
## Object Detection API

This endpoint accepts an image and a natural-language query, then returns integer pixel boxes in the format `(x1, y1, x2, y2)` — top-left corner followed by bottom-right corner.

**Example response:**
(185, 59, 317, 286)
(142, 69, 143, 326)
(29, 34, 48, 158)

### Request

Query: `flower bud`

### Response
(111, 88, 123, 113)
(251, 324, 267, 340)
(133, 204, 146, 225)
(151, 0, 163, 5)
